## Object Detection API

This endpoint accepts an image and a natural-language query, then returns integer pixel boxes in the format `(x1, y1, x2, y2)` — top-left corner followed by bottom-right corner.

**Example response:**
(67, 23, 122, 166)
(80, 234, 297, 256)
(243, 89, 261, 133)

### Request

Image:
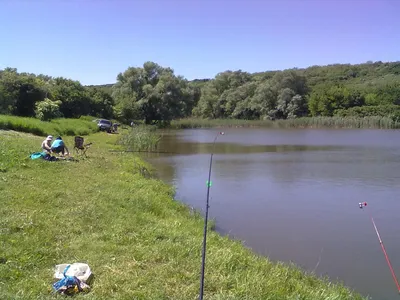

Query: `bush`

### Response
(35, 98, 63, 121)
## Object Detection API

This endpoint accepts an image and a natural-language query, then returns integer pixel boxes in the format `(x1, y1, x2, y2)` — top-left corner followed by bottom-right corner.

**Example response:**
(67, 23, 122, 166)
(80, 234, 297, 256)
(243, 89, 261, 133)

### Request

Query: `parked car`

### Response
(97, 119, 112, 132)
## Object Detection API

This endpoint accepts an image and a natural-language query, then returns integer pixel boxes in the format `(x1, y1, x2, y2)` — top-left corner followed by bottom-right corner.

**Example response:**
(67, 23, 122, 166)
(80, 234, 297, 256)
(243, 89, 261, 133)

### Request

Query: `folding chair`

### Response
(74, 136, 92, 157)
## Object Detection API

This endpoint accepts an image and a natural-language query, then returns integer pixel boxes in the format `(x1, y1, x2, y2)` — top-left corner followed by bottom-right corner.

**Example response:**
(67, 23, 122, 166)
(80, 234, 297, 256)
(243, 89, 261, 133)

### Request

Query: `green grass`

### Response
(117, 125, 161, 152)
(170, 117, 400, 129)
(0, 115, 99, 136)
(0, 129, 366, 299)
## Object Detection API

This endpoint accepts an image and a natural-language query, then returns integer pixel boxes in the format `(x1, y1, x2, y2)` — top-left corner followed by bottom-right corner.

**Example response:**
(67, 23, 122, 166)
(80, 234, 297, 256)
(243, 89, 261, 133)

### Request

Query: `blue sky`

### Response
(0, 0, 399, 85)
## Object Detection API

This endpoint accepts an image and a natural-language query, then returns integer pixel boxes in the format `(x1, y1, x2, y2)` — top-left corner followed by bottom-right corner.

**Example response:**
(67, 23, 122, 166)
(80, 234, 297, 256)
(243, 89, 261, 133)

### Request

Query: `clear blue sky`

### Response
(0, 0, 398, 85)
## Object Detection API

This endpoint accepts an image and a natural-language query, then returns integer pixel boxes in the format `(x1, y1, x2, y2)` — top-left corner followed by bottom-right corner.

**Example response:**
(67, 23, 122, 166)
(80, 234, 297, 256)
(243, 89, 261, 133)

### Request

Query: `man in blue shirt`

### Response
(51, 136, 70, 157)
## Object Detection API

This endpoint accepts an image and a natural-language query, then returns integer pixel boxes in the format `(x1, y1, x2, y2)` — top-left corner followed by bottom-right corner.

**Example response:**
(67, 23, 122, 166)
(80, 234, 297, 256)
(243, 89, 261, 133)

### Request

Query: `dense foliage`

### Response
(111, 61, 199, 125)
(1, 61, 400, 124)
(0, 68, 114, 120)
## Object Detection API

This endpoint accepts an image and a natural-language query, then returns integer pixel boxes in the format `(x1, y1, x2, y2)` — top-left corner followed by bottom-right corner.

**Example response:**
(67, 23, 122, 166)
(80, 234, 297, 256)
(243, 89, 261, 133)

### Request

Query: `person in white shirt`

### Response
(41, 135, 53, 153)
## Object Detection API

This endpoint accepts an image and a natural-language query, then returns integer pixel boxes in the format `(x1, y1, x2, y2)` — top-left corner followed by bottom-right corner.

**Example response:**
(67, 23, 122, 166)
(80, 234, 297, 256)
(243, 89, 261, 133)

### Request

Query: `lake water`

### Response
(144, 128, 400, 300)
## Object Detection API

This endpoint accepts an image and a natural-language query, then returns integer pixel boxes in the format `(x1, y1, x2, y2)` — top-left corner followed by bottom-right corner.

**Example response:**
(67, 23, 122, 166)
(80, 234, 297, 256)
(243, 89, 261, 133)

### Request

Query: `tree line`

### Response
(1, 60, 400, 124)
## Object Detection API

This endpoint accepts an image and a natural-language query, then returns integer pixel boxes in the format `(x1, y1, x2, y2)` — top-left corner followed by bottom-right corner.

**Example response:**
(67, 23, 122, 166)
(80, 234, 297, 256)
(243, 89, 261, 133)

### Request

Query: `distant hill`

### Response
(252, 61, 400, 87)
(86, 61, 400, 91)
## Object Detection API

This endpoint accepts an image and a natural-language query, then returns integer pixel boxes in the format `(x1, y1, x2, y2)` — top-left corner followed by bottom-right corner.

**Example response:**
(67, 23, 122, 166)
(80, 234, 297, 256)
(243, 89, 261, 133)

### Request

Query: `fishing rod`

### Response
(359, 202, 400, 293)
(199, 131, 225, 300)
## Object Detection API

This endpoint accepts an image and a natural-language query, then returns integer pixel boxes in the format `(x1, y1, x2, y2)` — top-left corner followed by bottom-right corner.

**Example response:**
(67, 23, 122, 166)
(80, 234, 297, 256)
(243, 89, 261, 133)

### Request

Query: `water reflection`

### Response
(145, 128, 400, 300)
(157, 133, 351, 155)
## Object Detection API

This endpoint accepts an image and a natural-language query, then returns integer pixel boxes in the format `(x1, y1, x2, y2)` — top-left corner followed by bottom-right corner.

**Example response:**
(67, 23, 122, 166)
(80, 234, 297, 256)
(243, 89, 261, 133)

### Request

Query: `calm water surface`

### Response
(144, 128, 400, 300)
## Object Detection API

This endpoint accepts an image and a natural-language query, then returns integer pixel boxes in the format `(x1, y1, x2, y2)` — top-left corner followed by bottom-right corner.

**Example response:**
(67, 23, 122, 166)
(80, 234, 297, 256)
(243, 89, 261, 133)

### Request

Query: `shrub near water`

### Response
(118, 125, 161, 151)
(0, 115, 99, 136)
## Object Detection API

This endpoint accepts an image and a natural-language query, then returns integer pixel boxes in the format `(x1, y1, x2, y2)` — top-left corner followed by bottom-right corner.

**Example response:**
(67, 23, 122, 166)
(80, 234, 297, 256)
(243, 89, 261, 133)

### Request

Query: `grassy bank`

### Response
(0, 130, 365, 299)
(170, 116, 400, 129)
(0, 115, 99, 136)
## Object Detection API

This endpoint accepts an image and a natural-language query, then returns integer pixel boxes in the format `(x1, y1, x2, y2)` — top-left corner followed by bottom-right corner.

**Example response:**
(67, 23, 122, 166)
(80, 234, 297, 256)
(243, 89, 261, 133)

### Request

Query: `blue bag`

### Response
(52, 265, 83, 294)
(30, 152, 46, 160)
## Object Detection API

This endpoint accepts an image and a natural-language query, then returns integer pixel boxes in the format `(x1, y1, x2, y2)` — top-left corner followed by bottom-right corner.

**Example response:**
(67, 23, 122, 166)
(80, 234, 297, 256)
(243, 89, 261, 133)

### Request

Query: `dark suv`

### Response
(97, 119, 112, 132)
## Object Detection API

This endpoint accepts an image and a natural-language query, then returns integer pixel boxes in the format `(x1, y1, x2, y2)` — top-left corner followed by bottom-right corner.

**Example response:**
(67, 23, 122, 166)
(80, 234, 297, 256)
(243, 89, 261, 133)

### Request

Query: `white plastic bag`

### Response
(54, 263, 92, 283)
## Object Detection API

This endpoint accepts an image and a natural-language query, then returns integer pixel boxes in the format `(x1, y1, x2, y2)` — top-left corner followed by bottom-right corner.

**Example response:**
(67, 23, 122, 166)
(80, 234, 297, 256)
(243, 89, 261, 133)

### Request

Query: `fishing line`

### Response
(359, 202, 400, 293)
(199, 131, 224, 300)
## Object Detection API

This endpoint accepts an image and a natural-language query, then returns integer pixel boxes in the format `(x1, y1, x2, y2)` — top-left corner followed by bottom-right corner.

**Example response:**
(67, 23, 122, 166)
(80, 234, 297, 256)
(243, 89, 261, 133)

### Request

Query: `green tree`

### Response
(112, 61, 195, 124)
(193, 70, 253, 119)
(271, 70, 309, 96)
(308, 85, 364, 116)
(249, 82, 278, 119)
(0, 68, 46, 116)
(224, 82, 258, 119)
(87, 88, 114, 119)
(192, 82, 219, 118)
(213, 70, 252, 94)
(275, 88, 295, 119)
(35, 98, 63, 121)
(287, 94, 308, 118)
(246, 71, 309, 120)
(49, 77, 92, 118)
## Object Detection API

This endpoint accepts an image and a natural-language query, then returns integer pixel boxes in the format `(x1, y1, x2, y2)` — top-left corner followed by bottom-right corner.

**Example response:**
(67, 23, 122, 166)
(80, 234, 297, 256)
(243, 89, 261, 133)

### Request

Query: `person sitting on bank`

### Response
(41, 135, 53, 154)
(51, 136, 70, 157)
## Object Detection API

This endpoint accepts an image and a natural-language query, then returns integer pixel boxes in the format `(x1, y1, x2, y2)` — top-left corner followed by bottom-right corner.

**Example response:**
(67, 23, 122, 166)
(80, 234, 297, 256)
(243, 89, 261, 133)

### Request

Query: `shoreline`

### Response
(168, 116, 400, 130)
(0, 129, 366, 299)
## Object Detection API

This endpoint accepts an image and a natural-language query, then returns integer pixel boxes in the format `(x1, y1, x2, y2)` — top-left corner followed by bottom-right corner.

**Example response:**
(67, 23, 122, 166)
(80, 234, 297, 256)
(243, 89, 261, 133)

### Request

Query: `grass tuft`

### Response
(117, 125, 161, 152)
